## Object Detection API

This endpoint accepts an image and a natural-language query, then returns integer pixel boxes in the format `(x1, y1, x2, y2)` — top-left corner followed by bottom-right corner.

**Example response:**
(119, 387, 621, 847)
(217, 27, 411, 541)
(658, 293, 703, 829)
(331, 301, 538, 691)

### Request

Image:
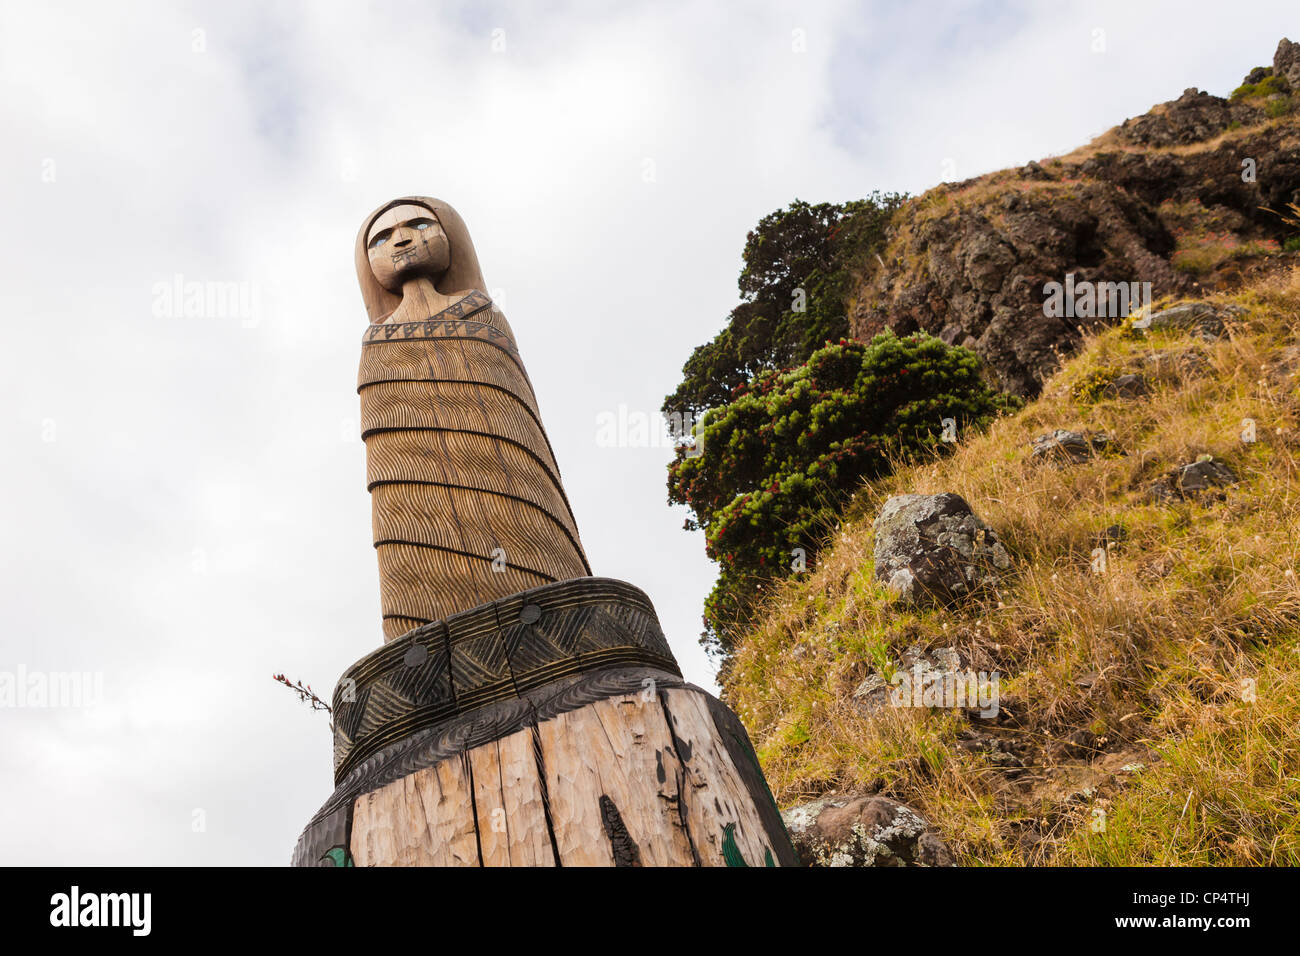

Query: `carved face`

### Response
(366, 203, 451, 292)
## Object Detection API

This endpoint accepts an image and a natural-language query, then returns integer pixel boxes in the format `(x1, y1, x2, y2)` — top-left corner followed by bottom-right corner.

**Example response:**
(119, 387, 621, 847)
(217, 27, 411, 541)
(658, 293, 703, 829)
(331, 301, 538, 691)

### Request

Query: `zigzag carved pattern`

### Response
(331, 578, 682, 781)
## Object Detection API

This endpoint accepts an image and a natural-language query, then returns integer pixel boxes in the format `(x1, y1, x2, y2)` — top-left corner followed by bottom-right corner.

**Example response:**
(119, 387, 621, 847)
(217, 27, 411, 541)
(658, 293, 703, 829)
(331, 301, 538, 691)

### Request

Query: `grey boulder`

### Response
(1139, 301, 1226, 340)
(873, 493, 1010, 605)
(1149, 456, 1238, 501)
(782, 793, 956, 867)
(1030, 429, 1114, 464)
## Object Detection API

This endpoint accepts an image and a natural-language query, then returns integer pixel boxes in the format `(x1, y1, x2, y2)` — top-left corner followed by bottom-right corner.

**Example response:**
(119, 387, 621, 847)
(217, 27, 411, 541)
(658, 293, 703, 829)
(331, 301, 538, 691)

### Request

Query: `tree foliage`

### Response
(662, 194, 907, 422)
(668, 333, 1018, 661)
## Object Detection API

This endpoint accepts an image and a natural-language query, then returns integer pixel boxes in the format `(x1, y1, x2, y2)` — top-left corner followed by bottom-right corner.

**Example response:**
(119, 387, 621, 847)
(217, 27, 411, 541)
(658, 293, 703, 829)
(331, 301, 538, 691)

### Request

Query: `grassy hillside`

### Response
(725, 267, 1300, 865)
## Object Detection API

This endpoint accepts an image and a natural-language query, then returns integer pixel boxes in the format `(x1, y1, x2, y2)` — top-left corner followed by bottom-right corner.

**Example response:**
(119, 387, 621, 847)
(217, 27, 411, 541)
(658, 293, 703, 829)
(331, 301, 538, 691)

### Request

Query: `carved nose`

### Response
(394, 236, 412, 248)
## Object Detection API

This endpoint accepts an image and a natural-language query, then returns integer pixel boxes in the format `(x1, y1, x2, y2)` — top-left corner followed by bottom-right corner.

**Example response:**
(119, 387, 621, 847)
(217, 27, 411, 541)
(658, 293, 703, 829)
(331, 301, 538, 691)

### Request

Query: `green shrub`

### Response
(1071, 363, 1123, 403)
(1231, 74, 1287, 100)
(667, 332, 1017, 660)
(1266, 95, 1293, 118)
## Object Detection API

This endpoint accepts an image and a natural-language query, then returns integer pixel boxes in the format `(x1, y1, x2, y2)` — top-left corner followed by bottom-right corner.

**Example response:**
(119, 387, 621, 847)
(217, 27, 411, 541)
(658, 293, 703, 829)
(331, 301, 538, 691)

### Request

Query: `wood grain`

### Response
(290, 198, 798, 868)
(351, 753, 481, 866)
(659, 687, 778, 866)
(536, 692, 697, 866)
(353, 200, 590, 642)
(469, 729, 556, 866)
(338, 684, 795, 867)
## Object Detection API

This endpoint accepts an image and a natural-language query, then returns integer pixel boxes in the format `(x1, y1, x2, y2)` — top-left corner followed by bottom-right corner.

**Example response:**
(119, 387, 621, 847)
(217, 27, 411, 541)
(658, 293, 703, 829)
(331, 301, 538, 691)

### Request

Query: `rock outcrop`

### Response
(853, 644, 975, 714)
(1137, 301, 1229, 339)
(1149, 456, 1239, 502)
(1116, 87, 1264, 148)
(1030, 429, 1114, 465)
(782, 793, 955, 867)
(873, 493, 1010, 605)
(1275, 37, 1300, 91)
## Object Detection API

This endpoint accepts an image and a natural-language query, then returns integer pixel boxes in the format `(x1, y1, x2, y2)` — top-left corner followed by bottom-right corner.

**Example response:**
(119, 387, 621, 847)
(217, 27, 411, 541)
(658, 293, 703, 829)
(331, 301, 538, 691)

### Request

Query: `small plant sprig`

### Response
(273, 673, 332, 716)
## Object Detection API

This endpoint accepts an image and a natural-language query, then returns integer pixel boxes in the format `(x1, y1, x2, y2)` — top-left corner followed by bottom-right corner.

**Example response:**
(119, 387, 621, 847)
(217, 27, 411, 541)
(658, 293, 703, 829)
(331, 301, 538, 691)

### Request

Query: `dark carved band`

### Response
(331, 577, 682, 784)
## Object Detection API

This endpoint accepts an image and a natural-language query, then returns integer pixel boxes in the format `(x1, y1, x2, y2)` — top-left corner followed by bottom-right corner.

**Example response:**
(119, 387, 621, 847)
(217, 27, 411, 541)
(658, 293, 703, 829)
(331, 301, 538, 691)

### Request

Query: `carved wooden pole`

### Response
(291, 196, 797, 867)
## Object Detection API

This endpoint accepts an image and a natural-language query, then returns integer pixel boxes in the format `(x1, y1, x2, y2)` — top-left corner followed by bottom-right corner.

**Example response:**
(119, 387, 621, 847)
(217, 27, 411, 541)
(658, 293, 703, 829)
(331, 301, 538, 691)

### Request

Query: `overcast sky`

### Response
(1, 0, 1295, 865)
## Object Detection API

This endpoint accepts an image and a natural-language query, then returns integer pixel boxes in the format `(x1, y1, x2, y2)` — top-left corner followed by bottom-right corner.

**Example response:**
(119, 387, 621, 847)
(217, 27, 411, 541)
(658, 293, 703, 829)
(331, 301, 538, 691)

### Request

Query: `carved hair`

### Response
(353, 196, 488, 323)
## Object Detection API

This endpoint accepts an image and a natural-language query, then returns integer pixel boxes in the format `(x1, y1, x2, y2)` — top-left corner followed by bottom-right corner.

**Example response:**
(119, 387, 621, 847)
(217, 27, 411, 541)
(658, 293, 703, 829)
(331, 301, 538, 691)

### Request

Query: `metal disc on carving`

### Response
(519, 604, 542, 625)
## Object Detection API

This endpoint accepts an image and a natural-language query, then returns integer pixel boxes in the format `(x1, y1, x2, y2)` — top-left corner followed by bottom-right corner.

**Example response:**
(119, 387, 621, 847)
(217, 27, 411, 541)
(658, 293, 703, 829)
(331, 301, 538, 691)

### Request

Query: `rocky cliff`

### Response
(850, 38, 1300, 396)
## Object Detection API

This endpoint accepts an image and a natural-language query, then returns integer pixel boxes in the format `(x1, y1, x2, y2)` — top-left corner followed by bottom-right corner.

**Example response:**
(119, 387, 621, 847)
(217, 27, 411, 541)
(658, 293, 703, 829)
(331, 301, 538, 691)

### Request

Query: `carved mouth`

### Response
(391, 248, 418, 265)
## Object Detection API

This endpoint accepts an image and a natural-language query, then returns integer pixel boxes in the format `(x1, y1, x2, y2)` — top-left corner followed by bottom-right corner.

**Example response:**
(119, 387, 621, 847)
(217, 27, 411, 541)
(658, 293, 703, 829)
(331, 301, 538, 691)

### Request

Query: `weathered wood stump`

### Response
(292, 578, 797, 866)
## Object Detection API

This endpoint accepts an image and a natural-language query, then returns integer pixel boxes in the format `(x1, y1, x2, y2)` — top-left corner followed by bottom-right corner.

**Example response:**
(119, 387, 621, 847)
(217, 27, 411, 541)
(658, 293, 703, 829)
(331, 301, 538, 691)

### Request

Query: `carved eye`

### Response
(413, 219, 433, 231)
(370, 234, 388, 250)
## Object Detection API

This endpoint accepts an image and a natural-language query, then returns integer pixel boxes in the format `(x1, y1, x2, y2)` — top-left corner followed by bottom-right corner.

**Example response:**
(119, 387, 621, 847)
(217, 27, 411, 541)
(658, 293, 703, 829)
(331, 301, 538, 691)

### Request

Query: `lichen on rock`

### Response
(782, 793, 956, 867)
(872, 493, 1010, 606)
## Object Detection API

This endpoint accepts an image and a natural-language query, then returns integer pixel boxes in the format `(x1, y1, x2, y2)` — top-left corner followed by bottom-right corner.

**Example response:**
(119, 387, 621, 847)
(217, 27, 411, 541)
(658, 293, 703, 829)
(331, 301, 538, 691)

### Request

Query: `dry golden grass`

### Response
(1056, 108, 1298, 165)
(726, 266, 1300, 865)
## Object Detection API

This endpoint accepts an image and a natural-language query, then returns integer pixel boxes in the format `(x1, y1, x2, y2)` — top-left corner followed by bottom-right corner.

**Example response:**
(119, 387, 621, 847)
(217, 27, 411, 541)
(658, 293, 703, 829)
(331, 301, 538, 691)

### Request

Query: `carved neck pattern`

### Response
(362, 290, 520, 359)
(367, 289, 491, 329)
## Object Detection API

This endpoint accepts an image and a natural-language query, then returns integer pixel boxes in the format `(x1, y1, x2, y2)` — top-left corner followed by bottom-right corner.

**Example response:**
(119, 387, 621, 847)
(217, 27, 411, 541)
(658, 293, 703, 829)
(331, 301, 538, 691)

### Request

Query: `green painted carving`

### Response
(722, 824, 747, 867)
(721, 823, 775, 867)
(321, 846, 355, 867)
